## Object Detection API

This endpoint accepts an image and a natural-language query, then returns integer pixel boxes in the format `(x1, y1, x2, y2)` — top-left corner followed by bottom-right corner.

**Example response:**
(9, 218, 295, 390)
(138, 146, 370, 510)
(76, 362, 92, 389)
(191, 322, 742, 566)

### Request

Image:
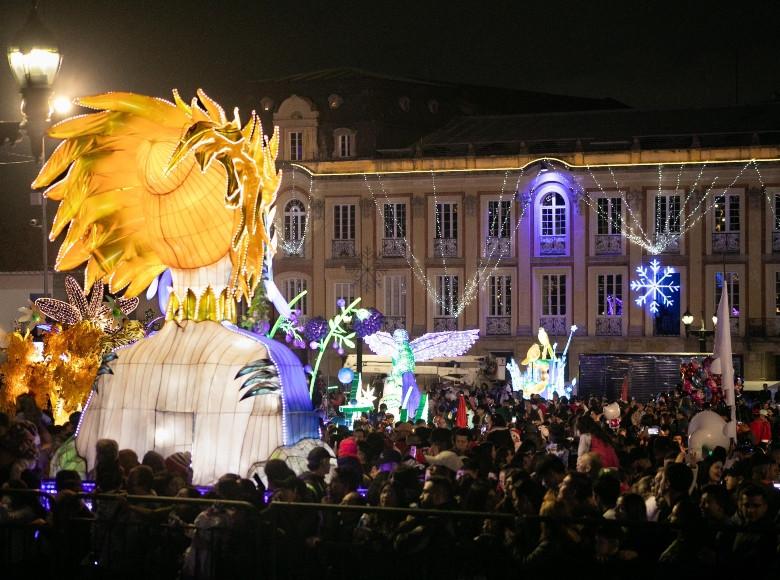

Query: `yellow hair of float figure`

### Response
(32, 89, 282, 321)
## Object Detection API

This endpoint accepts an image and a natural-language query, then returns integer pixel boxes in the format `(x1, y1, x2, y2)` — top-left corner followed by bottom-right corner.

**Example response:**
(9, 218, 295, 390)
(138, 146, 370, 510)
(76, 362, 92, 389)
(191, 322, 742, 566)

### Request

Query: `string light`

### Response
(274, 164, 314, 256)
(364, 168, 527, 317)
(574, 158, 757, 255)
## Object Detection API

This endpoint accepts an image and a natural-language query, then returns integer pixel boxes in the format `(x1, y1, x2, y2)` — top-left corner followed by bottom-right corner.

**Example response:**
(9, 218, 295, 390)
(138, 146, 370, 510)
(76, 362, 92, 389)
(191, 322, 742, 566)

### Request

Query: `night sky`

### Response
(1, 0, 780, 120)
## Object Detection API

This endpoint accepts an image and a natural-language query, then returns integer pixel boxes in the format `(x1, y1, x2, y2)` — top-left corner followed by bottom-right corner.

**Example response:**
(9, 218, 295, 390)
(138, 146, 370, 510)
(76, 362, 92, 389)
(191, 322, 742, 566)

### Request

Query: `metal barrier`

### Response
(1, 489, 779, 580)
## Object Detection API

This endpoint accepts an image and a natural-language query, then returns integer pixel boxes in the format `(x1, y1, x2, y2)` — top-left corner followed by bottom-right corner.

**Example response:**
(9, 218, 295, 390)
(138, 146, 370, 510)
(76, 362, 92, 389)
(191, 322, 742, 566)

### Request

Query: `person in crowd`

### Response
(299, 446, 332, 502)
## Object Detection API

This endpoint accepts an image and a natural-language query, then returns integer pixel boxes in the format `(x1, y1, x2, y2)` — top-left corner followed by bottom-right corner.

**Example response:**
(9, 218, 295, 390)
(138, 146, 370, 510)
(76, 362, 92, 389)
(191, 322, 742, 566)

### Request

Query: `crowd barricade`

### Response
(1, 490, 779, 580)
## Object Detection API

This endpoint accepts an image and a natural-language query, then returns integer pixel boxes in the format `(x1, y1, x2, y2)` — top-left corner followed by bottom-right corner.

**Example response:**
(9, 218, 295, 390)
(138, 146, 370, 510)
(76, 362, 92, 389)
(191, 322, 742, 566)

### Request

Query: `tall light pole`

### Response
(7, 1, 62, 298)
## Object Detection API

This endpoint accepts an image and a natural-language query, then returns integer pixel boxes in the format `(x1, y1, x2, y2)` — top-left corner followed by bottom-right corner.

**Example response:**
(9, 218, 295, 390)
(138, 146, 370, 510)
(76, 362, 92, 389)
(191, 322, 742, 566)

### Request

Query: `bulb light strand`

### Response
(274, 164, 314, 256)
(364, 169, 526, 317)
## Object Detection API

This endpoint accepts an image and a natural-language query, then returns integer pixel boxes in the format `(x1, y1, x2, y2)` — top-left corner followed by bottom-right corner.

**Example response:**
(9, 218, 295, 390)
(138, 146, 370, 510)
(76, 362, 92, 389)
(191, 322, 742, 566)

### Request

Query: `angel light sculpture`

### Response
(364, 328, 480, 420)
(32, 90, 318, 484)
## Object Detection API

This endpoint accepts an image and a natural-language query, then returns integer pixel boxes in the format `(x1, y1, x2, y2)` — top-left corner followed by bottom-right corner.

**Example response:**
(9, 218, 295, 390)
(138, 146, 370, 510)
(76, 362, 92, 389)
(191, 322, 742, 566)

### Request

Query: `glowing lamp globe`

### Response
(7, 6, 61, 89)
(338, 367, 354, 385)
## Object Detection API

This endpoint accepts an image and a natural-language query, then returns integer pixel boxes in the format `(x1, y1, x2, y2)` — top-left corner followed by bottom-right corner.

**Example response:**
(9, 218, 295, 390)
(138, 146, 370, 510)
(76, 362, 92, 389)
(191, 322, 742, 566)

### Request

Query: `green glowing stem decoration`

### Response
(309, 297, 361, 399)
(267, 290, 307, 339)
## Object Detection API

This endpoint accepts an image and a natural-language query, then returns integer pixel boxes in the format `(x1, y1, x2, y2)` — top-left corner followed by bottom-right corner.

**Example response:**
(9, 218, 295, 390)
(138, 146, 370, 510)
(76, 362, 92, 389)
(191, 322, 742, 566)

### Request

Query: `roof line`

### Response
(290, 156, 776, 177)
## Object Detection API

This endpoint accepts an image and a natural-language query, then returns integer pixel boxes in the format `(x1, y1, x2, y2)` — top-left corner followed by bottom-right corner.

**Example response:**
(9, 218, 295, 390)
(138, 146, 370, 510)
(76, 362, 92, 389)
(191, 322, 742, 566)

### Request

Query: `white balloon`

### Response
(687, 410, 725, 436)
(689, 426, 729, 456)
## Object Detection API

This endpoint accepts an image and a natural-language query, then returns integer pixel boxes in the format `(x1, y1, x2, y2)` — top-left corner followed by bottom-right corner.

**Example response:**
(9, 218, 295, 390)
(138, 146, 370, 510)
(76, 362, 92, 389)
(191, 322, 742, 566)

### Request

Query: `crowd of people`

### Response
(1, 383, 779, 578)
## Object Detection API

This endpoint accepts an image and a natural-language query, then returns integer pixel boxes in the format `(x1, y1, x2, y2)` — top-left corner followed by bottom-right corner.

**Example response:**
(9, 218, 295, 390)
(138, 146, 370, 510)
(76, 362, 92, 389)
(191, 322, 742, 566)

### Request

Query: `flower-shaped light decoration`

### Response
(352, 308, 384, 339)
(35, 276, 138, 333)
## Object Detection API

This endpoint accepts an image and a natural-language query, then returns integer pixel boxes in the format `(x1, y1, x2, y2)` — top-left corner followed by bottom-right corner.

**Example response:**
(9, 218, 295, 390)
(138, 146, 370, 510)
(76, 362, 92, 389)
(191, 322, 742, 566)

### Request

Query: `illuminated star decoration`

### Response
(35, 276, 139, 332)
(630, 259, 679, 315)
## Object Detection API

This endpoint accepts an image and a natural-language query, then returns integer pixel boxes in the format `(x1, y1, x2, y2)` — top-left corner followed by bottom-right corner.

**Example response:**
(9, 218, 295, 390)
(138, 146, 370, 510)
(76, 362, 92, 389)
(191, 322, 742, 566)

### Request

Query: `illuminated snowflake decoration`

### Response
(630, 259, 679, 315)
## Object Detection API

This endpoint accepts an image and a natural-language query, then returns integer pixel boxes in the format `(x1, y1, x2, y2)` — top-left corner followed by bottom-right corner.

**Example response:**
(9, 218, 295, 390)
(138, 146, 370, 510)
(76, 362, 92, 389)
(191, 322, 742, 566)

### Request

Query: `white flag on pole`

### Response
(711, 280, 736, 439)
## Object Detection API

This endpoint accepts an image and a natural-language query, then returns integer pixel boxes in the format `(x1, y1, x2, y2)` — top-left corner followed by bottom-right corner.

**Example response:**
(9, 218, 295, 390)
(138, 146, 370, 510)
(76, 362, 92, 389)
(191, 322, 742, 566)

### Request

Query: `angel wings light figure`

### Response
(364, 328, 480, 420)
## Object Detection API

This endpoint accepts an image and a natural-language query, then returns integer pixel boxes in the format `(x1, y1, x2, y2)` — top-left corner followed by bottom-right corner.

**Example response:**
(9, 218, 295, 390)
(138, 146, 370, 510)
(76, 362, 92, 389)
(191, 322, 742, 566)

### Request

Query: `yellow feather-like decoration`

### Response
(35, 89, 280, 306)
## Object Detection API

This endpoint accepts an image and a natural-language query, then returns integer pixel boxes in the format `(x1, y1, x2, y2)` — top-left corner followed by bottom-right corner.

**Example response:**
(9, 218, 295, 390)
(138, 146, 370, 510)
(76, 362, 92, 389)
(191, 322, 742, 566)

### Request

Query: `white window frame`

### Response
(596, 196, 622, 235)
(763, 188, 780, 254)
(334, 282, 356, 306)
(766, 265, 780, 336)
(589, 192, 626, 256)
(713, 192, 741, 233)
(436, 274, 460, 318)
(383, 202, 407, 239)
(333, 128, 356, 158)
(588, 267, 628, 337)
(280, 276, 309, 317)
(333, 204, 356, 240)
(487, 199, 512, 239)
(288, 130, 303, 161)
(534, 185, 569, 257)
(283, 198, 307, 246)
(488, 274, 512, 317)
(383, 274, 407, 320)
(434, 202, 459, 240)
(532, 267, 572, 337)
(703, 264, 744, 337)
(705, 187, 744, 255)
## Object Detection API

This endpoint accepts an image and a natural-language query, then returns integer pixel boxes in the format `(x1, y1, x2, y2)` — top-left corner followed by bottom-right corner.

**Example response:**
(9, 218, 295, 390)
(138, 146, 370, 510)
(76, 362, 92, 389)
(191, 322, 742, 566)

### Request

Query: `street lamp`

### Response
(683, 310, 715, 353)
(7, 1, 62, 298)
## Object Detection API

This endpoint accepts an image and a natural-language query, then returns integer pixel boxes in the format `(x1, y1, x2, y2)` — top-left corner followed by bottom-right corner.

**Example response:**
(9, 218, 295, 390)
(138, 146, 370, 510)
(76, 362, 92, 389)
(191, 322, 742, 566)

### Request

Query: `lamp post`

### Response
(7, 1, 62, 298)
(683, 310, 715, 353)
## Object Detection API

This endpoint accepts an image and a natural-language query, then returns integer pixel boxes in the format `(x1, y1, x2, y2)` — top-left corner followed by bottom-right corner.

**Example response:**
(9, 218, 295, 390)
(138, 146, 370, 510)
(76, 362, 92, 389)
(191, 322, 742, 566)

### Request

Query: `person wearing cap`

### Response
(749, 407, 772, 445)
(366, 448, 402, 505)
(300, 447, 332, 502)
(423, 450, 464, 481)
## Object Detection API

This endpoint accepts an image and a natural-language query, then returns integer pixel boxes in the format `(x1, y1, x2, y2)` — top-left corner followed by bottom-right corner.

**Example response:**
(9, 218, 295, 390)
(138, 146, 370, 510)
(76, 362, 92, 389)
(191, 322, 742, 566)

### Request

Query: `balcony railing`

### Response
(596, 316, 622, 336)
(331, 239, 356, 258)
(712, 232, 740, 253)
(433, 317, 458, 331)
(539, 315, 566, 337)
(772, 231, 780, 252)
(383, 316, 406, 332)
(539, 235, 566, 256)
(486, 316, 511, 336)
(484, 237, 511, 258)
(382, 238, 406, 258)
(594, 234, 622, 255)
(434, 238, 458, 258)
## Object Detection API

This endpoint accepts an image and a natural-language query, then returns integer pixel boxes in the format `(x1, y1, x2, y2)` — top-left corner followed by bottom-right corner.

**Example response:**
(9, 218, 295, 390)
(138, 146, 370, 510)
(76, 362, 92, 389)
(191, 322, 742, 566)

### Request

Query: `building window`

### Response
(332, 203, 356, 257)
(283, 200, 306, 255)
(597, 197, 622, 234)
(333, 204, 356, 240)
(383, 203, 406, 238)
(333, 128, 356, 158)
(773, 193, 780, 252)
(383, 274, 406, 331)
(488, 200, 511, 238)
(655, 194, 682, 233)
(288, 131, 303, 161)
(595, 197, 623, 255)
(542, 274, 566, 316)
(383, 203, 407, 257)
(775, 193, 780, 230)
(487, 275, 511, 336)
(334, 282, 356, 307)
(715, 272, 740, 316)
(539, 192, 567, 256)
(434, 202, 458, 257)
(596, 273, 623, 336)
(714, 194, 740, 233)
(489, 275, 512, 317)
(435, 203, 458, 239)
(282, 278, 307, 317)
(712, 193, 740, 253)
(540, 274, 566, 335)
(541, 193, 567, 236)
(434, 275, 459, 331)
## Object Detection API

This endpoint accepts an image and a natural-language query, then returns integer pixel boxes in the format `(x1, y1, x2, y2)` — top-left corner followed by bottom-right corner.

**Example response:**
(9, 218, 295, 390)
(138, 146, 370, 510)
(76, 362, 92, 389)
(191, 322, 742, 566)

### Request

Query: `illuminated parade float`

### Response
(30, 91, 319, 484)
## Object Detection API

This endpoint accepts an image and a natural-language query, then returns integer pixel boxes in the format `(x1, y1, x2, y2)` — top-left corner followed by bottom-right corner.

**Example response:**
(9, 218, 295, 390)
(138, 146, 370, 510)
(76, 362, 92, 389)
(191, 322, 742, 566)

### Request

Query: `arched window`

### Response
(283, 199, 306, 256)
(538, 190, 568, 256)
(541, 192, 567, 236)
